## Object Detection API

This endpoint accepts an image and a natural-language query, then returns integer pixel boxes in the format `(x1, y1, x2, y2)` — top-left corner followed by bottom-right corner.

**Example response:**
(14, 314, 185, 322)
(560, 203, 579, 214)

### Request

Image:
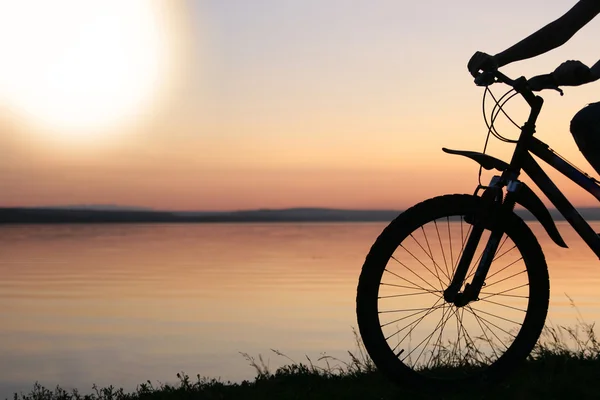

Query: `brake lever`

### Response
(527, 74, 564, 96)
(539, 85, 564, 96)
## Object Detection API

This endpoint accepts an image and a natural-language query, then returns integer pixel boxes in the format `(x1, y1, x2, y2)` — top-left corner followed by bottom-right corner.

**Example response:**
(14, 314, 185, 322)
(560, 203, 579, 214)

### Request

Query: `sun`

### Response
(0, 0, 171, 136)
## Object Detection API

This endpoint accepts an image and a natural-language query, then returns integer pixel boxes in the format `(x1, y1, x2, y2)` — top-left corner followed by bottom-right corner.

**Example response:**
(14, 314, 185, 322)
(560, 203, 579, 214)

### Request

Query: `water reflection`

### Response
(0, 222, 599, 397)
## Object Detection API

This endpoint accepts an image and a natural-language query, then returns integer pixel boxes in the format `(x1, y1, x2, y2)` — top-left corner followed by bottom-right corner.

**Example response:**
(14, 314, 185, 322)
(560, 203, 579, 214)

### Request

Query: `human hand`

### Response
(552, 60, 593, 86)
(467, 51, 498, 78)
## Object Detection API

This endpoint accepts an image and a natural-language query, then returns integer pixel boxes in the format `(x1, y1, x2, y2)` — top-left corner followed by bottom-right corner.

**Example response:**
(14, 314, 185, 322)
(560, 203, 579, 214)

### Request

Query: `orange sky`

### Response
(1, 0, 599, 211)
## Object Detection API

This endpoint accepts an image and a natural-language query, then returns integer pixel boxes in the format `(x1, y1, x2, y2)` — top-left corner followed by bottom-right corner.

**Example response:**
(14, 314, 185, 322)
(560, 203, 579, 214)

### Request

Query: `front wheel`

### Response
(356, 194, 549, 391)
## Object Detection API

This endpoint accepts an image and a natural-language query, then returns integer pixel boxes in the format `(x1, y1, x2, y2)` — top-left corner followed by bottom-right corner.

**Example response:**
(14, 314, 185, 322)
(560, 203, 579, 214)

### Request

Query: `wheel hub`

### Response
(450, 283, 478, 307)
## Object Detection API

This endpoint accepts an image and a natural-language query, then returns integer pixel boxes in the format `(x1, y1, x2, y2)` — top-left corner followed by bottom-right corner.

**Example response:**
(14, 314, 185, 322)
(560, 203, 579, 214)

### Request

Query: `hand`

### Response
(467, 51, 498, 78)
(552, 60, 593, 86)
(527, 74, 558, 92)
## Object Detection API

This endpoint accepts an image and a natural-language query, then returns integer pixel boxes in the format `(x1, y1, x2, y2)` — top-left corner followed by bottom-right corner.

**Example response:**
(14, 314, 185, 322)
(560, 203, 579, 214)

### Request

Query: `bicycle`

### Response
(356, 68, 600, 390)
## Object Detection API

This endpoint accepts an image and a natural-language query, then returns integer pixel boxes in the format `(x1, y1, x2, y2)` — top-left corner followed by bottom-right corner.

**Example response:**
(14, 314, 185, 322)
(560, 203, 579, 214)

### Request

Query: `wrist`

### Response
(493, 53, 508, 68)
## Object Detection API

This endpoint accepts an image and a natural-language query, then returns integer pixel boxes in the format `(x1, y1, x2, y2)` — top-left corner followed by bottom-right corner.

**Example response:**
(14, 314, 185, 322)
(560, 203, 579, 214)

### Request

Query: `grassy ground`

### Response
(9, 323, 600, 400)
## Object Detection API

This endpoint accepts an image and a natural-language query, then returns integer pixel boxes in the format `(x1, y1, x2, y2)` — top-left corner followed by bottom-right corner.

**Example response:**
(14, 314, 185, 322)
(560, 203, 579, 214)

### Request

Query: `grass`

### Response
(8, 322, 600, 400)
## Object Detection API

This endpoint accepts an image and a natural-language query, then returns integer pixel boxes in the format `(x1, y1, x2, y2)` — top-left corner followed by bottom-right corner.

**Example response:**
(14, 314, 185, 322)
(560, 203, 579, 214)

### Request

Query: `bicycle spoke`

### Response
(479, 283, 529, 300)
(421, 225, 442, 282)
(471, 306, 499, 360)
(465, 242, 486, 285)
(466, 306, 513, 345)
(383, 269, 434, 293)
(433, 219, 451, 279)
(492, 242, 515, 262)
(478, 298, 527, 313)
(427, 305, 452, 368)
(485, 257, 523, 281)
(409, 233, 451, 283)
(485, 269, 527, 289)
(390, 298, 444, 352)
(399, 244, 448, 290)
(379, 292, 440, 299)
(380, 306, 442, 314)
(381, 306, 445, 328)
(402, 304, 455, 366)
(391, 255, 441, 292)
(467, 304, 509, 351)
(380, 281, 432, 292)
(468, 306, 523, 326)
(452, 305, 462, 362)
(465, 234, 511, 283)
(452, 220, 472, 277)
(447, 216, 454, 270)
(457, 307, 483, 365)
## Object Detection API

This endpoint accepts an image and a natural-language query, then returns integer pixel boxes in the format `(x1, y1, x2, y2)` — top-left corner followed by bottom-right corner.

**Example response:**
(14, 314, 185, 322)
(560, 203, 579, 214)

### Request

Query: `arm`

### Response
(495, 0, 600, 67)
(592, 59, 600, 82)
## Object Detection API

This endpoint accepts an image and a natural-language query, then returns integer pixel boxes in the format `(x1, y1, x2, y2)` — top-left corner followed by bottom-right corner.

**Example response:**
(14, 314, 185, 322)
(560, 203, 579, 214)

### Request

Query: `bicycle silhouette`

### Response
(356, 69, 600, 390)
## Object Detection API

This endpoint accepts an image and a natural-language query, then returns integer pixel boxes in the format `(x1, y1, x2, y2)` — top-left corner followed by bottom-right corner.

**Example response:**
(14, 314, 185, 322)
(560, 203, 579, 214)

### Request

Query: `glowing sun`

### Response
(0, 0, 170, 135)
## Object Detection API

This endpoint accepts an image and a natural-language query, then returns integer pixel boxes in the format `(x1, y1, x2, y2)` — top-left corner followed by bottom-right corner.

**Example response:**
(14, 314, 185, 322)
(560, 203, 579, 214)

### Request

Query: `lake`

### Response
(1, 222, 600, 397)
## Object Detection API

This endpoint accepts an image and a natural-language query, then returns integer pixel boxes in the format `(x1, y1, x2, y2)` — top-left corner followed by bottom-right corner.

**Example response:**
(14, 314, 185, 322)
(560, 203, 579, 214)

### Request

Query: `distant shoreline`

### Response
(0, 207, 401, 224)
(2, 207, 600, 224)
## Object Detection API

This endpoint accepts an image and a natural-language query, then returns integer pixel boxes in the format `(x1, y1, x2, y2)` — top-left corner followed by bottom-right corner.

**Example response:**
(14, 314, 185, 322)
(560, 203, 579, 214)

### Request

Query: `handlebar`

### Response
(474, 69, 561, 128)
(474, 70, 564, 98)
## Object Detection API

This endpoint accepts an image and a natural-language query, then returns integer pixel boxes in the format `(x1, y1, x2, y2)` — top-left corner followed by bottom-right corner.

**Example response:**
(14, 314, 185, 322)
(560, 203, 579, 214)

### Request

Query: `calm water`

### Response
(1, 222, 600, 397)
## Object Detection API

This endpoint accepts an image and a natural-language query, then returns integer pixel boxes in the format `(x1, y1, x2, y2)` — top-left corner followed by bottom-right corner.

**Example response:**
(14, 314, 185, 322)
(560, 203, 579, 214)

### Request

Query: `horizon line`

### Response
(3, 204, 600, 213)
(1, 204, 405, 213)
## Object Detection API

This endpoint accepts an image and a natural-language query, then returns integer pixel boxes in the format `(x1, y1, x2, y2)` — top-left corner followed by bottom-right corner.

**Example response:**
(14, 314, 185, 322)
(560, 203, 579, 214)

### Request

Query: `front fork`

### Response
(443, 176, 519, 307)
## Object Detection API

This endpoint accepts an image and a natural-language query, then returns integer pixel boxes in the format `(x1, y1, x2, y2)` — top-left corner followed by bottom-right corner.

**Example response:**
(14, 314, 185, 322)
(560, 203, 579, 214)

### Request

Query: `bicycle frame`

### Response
(444, 71, 600, 305)
(522, 137, 600, 258)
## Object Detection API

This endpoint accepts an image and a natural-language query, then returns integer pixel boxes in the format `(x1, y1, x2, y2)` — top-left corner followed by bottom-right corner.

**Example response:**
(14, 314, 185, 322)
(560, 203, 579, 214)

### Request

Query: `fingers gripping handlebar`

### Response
(474, 70, 564, 97)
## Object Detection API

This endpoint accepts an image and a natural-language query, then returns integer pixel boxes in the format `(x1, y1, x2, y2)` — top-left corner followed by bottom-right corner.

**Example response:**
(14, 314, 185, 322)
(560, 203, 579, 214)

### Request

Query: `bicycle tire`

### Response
(356, 194, 549, 391)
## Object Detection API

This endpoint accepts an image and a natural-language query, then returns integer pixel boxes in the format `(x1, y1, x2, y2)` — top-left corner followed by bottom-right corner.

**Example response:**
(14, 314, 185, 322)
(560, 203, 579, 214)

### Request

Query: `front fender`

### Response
(444, 147, 567, 248)
(442, 148, 509, 172)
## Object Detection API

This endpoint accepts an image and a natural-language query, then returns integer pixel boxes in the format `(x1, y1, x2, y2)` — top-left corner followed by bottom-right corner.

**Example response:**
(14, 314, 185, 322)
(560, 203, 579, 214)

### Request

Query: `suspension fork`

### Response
(443, 178, 509, 306)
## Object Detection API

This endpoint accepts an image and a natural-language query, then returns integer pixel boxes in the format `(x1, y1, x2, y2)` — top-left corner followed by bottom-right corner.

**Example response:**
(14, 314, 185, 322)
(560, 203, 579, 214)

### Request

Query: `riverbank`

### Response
(9, 322, 600, 400)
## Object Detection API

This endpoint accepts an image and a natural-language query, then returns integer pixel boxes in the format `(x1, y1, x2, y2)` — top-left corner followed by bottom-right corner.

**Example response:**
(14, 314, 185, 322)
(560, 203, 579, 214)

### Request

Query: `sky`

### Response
(0, 0, 599, 211)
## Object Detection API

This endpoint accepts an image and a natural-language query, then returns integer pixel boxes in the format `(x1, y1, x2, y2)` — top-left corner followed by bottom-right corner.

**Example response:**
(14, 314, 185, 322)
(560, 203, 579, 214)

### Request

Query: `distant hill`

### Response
(173, 208, 403, 221)
(0, 207, 402, 224)
(34, 204, 154, 211)
(2, 206, 600, 224)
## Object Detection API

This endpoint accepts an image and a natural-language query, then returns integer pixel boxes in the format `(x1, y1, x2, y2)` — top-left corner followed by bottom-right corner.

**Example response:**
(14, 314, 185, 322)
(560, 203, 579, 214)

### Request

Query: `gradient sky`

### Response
(1, 0, 599, 211)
